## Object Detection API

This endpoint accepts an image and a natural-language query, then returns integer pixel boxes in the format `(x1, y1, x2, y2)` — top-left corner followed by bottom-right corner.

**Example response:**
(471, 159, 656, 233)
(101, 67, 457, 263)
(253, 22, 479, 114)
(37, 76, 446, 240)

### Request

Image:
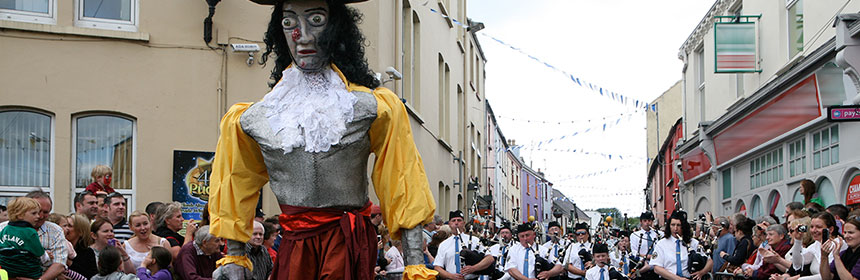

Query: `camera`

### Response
(797, 225, 808, 233)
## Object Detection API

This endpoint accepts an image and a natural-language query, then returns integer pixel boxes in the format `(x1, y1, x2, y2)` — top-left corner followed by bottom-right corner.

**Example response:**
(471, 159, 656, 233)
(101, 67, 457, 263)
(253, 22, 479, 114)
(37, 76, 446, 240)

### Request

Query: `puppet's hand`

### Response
(213, 263, 251, 280)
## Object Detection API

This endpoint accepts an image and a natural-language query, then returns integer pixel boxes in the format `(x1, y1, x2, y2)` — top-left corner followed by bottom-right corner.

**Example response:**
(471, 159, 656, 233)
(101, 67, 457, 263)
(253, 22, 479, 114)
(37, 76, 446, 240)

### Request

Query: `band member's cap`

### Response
(574, 222, 589, 231)
(516, 222, 535, 234)
(640, 211, 655, 220)
(593, 242, 609, 254)
(249, 0, 367, 5)
(449, 210, 464, 220)
(498, 222, 512, 233)
(548, 221, 561, 229)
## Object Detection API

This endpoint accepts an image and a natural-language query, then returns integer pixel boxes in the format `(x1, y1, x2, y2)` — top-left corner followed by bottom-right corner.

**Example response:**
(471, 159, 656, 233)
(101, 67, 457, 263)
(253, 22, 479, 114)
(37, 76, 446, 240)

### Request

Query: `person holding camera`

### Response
(771, 212, 848, 280)
(565, 223, 594, 280)
(819, 216, 860, 280)
(649, 210, 711, 280)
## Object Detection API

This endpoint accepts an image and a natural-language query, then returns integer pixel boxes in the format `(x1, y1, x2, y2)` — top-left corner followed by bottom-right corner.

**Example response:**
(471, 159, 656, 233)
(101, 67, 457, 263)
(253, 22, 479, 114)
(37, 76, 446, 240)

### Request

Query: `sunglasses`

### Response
(575, 232, 588, 235)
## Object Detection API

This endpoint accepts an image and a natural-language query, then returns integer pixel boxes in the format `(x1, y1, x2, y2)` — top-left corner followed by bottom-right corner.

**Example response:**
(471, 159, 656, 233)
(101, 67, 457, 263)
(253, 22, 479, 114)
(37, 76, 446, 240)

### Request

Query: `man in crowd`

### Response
(0, 190, 68, 280)
(630, 212, 661, 258)
(423, 221, 437, 244)
(145, 201, 164, 224)
(74, 190, 99, 220)
(106, 192, 133, 242)
(488, 224, 514, 280)
(96, 192, 109, 220)
(784, 202, 804, 221)
(176, 225, 224, 280)
(505, 222, 563, 280)
(711, 216, 736, 273)
(371, 204, 383, 227)
(434, 210, 494, 280)
(246, 221, 273, 280)
(542, 221, 568, 264)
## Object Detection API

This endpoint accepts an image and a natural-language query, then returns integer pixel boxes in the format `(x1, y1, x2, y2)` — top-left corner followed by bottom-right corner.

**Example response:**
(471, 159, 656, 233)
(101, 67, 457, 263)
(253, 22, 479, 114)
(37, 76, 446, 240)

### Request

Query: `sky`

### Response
(465, 0, 716, 215)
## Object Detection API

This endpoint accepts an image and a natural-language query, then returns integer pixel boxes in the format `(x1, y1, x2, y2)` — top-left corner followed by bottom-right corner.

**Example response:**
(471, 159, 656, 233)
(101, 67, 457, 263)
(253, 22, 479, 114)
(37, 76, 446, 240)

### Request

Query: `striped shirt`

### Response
(246, 243, 273, 280)
(0, 220, 69, 269)
(112, 218, 134, 242)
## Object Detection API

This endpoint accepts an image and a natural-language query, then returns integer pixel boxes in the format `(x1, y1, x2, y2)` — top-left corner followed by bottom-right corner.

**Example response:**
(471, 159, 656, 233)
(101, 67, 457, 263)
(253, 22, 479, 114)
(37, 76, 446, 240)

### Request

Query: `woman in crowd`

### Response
(69, 213, 98, 279)
(755, 225, 792, 280)
(47, 213, 76, 263)
(262, 221, 278, 262)
(136, 246, 173, 280)
(125, 210, 170, 269)
(93, 246, 139, 280)
(153, 202, 196, 259)
(800, 180, 822, 206)
(87, 219, 136, 274)
(427, 230, 450, 258)
(722, 217, 757, 271)
(649, 210, 710, 280)
(820, 216, 860, 280)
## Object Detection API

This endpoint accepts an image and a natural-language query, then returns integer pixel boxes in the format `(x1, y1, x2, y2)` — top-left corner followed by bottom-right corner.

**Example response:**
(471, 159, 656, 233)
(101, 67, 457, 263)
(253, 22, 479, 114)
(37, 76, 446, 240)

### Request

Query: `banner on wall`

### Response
(847, 174, 860, 205)
(172, 150, 215, 221)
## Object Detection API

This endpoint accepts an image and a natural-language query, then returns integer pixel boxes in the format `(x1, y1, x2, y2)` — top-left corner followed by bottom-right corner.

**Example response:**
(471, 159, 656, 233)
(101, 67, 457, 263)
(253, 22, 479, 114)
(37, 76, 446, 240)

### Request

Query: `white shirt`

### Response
(433, 233, 486, 280)
(610, 248, 633, 274)
(488, 242, 514, 280)
(385, 246, 405, 273)
(503, 243, 544, 278)
(585, 264, 612, 280)
(564, 241, 593, 279)
(542, 239, 570, 264)
(789, 239, 848, 279)
(648, 235, 701, 278)
(630, 228, 662, 257)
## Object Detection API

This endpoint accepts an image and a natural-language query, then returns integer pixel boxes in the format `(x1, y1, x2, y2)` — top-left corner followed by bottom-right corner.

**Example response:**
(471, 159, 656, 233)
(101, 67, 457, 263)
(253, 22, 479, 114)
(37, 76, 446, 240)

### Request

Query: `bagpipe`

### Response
(456, 227, 498, 277)
(531, 242, 561, 280)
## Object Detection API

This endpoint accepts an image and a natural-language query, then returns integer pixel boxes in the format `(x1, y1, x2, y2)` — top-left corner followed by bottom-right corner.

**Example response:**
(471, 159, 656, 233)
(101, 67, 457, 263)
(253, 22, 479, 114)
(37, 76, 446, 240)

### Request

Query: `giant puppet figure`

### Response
(208, 0, 437, 279)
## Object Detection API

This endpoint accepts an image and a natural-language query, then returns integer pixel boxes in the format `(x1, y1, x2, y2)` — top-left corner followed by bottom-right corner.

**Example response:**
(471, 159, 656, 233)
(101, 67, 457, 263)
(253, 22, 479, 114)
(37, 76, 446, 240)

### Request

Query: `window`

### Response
(0, 0, 55, 24)
(722, 169, 731, 199)
(696, 47, 706, 121)
(437, 55, 450, 141)
(75, 0, 138, 32)
(751, 195, 763, 218)
(750, 148, 783, 189)
(0, 110, 52, 189)
(788, 138, 806, 177)
(73, 115, 134, 192)
(401, 5, 420, 110)
(787, 0, 803, 58)
(812, 125, 838, 169)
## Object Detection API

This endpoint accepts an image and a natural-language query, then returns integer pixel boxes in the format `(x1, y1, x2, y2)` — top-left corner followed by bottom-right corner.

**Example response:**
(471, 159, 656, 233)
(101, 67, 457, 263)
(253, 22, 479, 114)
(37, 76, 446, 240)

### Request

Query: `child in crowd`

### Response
(92, 246, 139, 280)
(0, 197, 49, 279)
(136, 246, 172, 280)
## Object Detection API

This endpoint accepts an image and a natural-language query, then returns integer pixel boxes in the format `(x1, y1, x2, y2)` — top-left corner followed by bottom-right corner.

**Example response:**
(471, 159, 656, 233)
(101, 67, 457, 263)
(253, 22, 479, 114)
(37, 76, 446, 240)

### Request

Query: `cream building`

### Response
(675, 0, 860, 217)
(0, 0, 485, 219)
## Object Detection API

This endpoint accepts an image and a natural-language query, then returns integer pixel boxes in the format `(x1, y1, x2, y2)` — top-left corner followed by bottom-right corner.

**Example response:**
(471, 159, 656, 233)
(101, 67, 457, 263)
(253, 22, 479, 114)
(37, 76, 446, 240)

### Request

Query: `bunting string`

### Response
(549, 164, 641, 181)
(506, 145, 646, 161)
(422, 2, 656, 112)
(497, 111, 640, 125)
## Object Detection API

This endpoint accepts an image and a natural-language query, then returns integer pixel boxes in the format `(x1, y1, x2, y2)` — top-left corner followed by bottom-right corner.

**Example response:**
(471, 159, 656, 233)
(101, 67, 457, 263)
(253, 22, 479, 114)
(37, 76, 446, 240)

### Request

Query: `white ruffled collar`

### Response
(260, 66, 358, 153)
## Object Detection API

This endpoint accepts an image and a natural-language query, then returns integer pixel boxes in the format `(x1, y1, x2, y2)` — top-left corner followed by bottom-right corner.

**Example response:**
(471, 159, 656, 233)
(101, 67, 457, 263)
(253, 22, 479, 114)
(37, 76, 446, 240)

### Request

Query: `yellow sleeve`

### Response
(209, 103, 269, 243)
(369, 87, 436, 240)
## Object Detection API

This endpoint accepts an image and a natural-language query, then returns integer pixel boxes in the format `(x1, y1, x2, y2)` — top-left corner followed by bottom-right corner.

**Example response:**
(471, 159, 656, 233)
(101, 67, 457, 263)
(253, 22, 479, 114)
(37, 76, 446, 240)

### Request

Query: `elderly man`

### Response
(0, 190, 68, 280)
(73, 190, 99, 220)
(247, 221, 273, 280)
(176, 225, 225, 280)
(711, 216, 736, 273)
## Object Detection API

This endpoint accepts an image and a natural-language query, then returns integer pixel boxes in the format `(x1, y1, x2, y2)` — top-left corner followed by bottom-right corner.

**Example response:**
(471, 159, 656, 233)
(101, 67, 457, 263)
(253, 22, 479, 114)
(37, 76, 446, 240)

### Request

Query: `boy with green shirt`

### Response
(0, 197, 48, 279)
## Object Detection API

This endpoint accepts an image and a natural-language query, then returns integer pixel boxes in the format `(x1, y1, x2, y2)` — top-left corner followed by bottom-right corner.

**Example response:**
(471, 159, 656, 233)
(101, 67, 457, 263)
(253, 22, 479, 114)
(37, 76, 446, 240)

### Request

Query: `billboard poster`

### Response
(172, 150, 215, 221)
(847, 174, 860, 205)
(714, 22, 758, 73)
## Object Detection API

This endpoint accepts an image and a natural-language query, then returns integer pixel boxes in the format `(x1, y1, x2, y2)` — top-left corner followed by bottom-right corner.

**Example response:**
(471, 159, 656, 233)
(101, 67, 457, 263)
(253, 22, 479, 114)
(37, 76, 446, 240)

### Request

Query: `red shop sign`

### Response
(847, 174, 860, 205)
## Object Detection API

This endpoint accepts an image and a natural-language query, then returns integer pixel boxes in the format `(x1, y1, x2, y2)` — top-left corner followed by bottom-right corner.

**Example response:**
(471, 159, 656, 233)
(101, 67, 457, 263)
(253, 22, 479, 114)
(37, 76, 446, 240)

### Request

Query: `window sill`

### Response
(438, 138, 453, 152)
(0, 20, 149, 41)
(403, 101, 425, 124)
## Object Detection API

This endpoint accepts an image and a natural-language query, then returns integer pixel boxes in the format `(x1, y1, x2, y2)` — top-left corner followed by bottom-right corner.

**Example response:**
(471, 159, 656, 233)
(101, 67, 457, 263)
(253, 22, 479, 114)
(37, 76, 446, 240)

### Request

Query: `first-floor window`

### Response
(75, 0, 138, 32)
(0, 109, 53, 205)
(73, 114, 134, 193)
(0, 0, 56, 24)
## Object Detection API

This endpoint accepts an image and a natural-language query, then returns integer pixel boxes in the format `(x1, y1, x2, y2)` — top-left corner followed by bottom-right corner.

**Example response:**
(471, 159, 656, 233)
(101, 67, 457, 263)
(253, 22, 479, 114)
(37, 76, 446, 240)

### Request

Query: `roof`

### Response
(551, 188, 590, 220)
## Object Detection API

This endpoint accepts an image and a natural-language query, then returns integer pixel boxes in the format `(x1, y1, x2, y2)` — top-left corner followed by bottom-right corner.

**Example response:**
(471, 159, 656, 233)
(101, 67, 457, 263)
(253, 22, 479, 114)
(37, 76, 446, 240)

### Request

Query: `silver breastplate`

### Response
(239, 90, 378, 209)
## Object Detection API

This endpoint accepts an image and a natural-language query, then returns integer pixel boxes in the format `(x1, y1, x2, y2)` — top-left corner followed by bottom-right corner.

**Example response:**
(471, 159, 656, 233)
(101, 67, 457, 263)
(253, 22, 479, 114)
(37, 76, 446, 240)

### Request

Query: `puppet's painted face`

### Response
(282, 0, 329, 72)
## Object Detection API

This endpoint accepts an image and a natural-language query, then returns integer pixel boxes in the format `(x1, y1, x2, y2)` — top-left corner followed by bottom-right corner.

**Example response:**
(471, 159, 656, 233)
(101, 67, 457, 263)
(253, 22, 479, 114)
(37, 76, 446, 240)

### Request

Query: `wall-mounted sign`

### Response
(828, 105, 860, 122)
(714, 15, 761, 73)
(847, 174, 860, 205)
(172, 150, 215, 221)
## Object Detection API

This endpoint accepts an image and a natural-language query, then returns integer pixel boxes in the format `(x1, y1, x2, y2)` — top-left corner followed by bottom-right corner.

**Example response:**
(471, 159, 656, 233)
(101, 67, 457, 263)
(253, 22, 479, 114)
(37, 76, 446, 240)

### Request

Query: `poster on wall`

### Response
(172, 150, 215, 221)
(846, 174, 860, 206)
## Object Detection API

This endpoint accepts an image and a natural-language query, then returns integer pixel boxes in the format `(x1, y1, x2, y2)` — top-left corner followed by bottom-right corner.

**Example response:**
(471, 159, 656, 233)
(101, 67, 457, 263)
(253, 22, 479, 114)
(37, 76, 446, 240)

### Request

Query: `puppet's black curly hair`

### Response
(261, 0, 380, 89)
